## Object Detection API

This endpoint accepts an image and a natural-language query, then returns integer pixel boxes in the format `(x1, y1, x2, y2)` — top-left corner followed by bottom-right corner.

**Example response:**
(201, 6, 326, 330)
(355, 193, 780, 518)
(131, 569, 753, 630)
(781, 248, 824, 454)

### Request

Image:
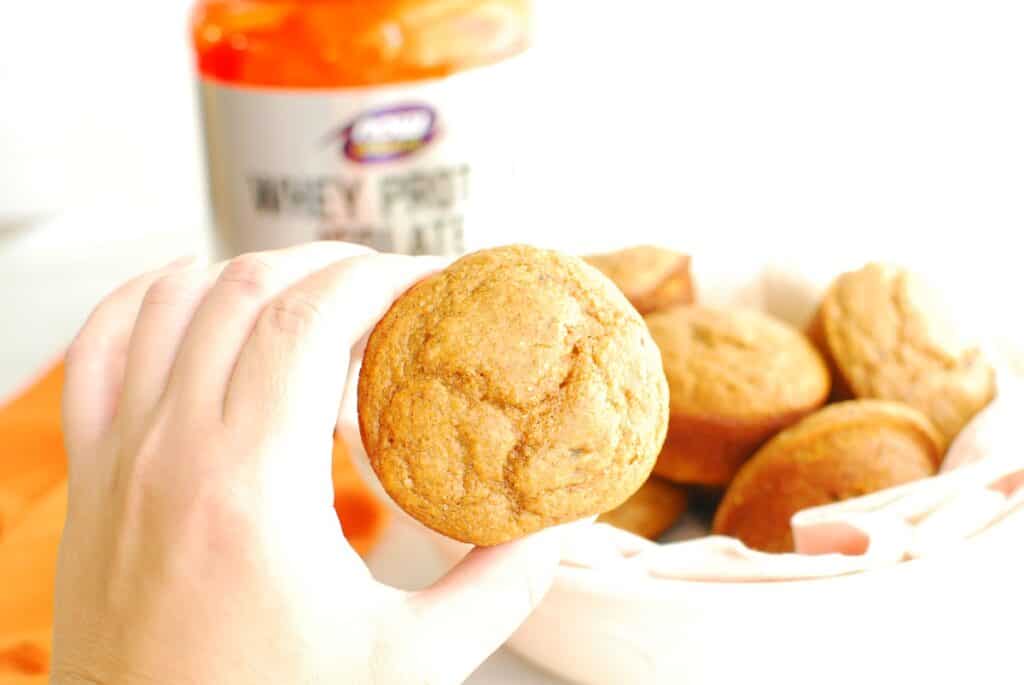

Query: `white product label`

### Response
(199, 60, 523, 258)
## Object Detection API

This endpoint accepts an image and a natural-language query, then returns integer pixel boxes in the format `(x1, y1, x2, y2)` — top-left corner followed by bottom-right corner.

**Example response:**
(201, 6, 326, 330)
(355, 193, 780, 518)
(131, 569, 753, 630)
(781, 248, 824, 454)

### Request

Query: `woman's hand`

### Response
(52, 242, 571, 684)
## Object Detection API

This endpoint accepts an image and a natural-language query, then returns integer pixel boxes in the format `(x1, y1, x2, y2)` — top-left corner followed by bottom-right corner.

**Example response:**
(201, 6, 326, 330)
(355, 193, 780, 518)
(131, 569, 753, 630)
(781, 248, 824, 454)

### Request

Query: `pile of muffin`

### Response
(588, 246, 996, 552)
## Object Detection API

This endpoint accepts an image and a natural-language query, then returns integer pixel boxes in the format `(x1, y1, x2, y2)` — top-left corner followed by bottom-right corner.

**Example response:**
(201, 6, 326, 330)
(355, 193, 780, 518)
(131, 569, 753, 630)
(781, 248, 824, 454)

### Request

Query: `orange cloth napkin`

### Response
(0, 362, 388, 683)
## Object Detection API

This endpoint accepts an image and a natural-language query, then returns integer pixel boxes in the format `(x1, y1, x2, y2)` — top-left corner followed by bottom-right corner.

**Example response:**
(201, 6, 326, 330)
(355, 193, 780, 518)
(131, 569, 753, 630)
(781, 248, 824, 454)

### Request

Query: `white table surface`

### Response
(0, 208, 565, 685)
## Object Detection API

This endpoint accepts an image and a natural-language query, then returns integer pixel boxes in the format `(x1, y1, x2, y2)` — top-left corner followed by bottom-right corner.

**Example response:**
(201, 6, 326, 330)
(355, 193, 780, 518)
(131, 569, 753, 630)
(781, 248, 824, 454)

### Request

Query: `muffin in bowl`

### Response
(713, 399, 946, 553)
(597, 476, 689, 540)
(584, 245, 695, 315)
(808, 262, 996, 441)
(645, 305, 831, 486)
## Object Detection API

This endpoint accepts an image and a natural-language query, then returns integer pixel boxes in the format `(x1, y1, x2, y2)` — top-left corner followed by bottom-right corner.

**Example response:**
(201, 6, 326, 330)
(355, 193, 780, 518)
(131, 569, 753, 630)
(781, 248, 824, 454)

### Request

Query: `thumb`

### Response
(405, 521, 586, 684)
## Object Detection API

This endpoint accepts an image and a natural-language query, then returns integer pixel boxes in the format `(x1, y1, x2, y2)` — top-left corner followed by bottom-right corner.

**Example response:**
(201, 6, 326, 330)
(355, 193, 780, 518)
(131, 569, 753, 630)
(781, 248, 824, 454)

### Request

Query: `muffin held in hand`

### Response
(713, 400, 946, 553)
(597, 476, 688, 540)
(358, 245, 670, 546)
(584, 245, 695, 315)
(645, 306, 830, 487)
(809, 262, 996, 441)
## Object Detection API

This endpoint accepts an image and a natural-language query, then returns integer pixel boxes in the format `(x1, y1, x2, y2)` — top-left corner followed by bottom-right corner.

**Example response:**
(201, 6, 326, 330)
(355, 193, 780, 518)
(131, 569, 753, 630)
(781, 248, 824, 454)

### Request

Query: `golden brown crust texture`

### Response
(713, 399, 945, 552)
(812, 263, 996, 440)
(597, 476, 688, 540)
(584, 245, 696, 315)
(645, 305, 831, 486)
(358, 245, 670, 546)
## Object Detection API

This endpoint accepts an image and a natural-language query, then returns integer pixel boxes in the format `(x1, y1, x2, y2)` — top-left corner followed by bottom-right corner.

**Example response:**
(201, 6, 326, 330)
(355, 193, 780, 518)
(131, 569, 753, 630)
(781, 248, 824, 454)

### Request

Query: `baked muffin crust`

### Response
(713, 399, 945, 552)
(359, 245, 670, 545)
(585, 245, 695, 315)
(809, 262, 996, 441)
(597, 476, 688, 540)
(645, 306, 830, 485)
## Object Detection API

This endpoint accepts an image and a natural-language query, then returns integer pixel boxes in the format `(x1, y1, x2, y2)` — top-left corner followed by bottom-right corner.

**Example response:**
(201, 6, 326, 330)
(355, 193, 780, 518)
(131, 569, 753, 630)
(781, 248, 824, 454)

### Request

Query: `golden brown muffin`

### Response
(809, 263, 996, 441)
(713, 399, 946, 553)
(584, 245, 695, 315)
(645, 306, 831, 486)
(358, 245, 670, 546)
(597, 476, 688, 540)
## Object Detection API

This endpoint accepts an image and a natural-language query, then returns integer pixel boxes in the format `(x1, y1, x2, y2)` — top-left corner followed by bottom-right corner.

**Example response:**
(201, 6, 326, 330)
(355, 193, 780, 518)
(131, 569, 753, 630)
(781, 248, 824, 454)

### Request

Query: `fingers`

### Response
(405, 523, 580, 685)
(117, 260, 224, 428)
(62, 256, 196, 454)
(167, 242, 372, 420)
(222, 253, 442, 447)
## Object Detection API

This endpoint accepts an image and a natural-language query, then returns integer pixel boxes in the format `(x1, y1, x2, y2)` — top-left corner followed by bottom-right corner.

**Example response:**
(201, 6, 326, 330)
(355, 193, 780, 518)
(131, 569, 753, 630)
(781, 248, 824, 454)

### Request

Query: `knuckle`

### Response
(219, 254, 276, 297)
(141, 271, 195, 307)
(122, 438, 174, 509)
(186, 479, 266, 562)
(194, 480, 258, 538)
(130, 450, 261, 553)
(65, 327, 114, 370)
(65, 297, 122, 367)
(64, 332, 96, 369)
(262, 291, 323, 337)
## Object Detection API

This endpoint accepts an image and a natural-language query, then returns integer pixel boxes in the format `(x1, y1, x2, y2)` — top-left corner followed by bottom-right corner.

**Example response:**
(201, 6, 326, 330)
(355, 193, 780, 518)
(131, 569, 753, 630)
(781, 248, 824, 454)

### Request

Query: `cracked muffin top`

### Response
(357, 245, 670, 545)
(808, 263, 996, 441)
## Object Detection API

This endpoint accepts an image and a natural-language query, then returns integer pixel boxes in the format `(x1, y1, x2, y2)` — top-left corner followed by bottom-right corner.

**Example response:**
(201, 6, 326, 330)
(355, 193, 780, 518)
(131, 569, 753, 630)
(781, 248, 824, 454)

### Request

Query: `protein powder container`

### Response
(192, 0, 531, 257)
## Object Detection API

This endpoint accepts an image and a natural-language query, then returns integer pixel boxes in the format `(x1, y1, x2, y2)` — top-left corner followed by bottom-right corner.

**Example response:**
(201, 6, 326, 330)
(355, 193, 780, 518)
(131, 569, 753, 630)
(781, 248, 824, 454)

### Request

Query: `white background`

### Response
(3, 1, 1023, 259)
(1, 2, 1022, 683)
(2, 0, 1021, 403)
